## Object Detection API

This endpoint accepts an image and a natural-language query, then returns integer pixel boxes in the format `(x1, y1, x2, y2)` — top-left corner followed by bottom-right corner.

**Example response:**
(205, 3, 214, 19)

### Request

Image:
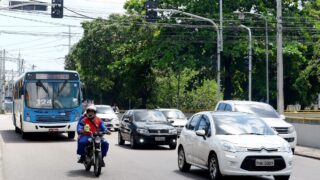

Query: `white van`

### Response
(215, 100, 297, 153)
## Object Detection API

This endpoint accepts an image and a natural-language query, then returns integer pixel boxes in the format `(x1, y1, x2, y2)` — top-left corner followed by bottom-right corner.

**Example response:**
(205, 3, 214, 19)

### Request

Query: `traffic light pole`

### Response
(152, 9, 222, 102)
(239, 25, 252, 101)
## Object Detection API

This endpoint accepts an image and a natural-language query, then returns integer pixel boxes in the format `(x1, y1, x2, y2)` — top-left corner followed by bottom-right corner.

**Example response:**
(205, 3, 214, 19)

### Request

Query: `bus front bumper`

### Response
(22, 121, 78, 133)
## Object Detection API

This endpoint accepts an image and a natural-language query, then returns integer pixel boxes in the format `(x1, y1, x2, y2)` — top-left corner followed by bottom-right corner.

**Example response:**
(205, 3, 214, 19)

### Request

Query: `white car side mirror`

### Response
(195, 129, 206, 137)
(280, 114, 286, 120)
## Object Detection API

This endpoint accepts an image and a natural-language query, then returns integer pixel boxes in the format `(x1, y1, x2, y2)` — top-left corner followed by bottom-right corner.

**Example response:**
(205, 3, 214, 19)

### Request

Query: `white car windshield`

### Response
(213, 114, 276, 135)
(234, 104, 279, 118)
(96, 106, 114, 114)
(161, 110, 186, 119)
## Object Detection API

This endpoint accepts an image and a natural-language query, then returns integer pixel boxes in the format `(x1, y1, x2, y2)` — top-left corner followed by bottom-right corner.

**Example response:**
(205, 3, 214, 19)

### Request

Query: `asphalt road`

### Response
(0, 114, 319, 180)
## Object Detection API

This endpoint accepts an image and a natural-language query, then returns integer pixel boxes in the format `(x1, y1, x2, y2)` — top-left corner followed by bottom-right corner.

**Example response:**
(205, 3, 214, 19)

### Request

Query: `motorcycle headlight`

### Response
(288, 126, 295, 134)
(221, 141, 247, 153)
(278, 142, 291, 153)
(95, 136, 101, 143)
(137, 128, 149, 134)
(169, 128, 177, 135)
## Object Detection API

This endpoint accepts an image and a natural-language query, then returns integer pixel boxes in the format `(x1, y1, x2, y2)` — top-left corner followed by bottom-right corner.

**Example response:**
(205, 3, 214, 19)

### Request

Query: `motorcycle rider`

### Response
(77, 104, 110, 166)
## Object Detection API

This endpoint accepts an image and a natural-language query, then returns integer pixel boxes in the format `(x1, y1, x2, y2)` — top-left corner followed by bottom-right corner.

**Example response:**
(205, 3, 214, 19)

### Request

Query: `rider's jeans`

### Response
(77, 136, 109, 157)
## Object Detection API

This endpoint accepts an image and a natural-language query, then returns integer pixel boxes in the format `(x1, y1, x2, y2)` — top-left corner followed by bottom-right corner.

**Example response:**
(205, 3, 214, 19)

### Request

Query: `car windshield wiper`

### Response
(240, 132, 264, 135)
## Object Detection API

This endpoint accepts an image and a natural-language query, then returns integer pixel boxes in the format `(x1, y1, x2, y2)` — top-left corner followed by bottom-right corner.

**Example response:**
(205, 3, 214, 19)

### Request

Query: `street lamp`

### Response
(234, 10, 269, 103)
(152, 8, 222, 102)
(239, 24, 252, 101)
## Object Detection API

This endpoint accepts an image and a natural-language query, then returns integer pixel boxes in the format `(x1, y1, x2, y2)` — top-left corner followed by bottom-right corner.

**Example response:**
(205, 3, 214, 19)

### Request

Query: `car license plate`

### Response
(155, 137, 165, 141)
(48, 128, 58, 132)
(255, 159, 274, 166)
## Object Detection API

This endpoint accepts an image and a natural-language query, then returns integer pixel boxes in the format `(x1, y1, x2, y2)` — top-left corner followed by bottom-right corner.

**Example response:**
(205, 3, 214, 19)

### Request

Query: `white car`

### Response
(156, 108, 188, 135)
(178, 111, 293, 180)
(95, 105, 120, 131)
(215, 100, 297, 153)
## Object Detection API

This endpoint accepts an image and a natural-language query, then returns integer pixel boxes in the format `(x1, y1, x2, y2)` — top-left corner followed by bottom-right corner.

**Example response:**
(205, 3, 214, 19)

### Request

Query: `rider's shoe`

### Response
(77, 156, 85, 163)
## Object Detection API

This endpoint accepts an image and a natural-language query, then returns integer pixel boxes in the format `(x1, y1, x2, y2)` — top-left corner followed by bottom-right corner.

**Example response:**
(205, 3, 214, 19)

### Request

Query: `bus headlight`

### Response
(25, 112, 31, 121)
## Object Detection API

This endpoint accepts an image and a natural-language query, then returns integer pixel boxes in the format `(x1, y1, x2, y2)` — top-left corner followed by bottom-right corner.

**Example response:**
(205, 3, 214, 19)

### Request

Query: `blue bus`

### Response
(12, 70, 82, 139)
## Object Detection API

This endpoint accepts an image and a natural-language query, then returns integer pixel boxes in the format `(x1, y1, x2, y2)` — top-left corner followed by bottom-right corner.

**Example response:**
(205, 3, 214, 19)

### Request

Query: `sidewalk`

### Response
(295, 146, 320, 160)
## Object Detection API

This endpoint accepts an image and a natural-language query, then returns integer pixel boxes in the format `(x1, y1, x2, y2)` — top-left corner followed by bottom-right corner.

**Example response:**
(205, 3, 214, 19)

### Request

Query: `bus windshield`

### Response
(25, 81, 80, 109)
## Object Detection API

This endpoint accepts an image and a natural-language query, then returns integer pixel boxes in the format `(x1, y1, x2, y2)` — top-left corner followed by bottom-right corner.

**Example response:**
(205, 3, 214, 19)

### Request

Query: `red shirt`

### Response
(81, 116, 103, 136)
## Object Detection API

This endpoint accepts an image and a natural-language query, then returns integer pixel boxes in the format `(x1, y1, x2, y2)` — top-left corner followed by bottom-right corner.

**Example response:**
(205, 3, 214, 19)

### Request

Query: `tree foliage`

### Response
(65, 0, 320, 110)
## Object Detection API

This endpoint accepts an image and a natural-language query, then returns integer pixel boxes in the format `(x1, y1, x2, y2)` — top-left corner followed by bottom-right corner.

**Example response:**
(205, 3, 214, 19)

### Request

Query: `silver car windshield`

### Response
(213, 114, 276, 135)
(234, 104, 279, 118)
(25, 81, 80, 109)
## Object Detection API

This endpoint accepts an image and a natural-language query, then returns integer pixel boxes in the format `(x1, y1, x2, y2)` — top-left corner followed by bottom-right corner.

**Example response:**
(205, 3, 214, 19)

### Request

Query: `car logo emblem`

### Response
(158, 130, 161, 134)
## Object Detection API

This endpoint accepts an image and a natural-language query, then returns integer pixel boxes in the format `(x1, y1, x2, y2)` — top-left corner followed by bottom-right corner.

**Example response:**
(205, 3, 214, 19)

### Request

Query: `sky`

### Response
(0, 0, 126, 78)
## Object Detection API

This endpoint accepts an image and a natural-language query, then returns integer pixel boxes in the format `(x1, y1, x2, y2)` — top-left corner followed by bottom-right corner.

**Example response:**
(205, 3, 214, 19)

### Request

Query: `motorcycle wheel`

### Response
(94, 152, 102, 177)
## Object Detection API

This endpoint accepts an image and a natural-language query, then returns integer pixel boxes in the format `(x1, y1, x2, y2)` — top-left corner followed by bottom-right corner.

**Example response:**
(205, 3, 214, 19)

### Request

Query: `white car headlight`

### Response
(112, 117, 119, 123)
(169, 128, 177, 135)
(137, 128, 149, 134)
(221, 141, 247, 153)
(278, 142, 292, 153)
(288, 126, 295, 134)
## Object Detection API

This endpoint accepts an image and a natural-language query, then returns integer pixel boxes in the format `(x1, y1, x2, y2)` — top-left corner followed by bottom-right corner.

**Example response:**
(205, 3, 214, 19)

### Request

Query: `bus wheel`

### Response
(20, 120, 28, 139)
(68, 132, 75, 139)
(15, 126, 20, 133)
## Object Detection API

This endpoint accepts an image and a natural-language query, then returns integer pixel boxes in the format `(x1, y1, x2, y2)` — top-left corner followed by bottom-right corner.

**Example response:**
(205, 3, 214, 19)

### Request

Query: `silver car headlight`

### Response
(221, 141, 247, 153)
(288, 126, 295, 134)
(137, 128, 149, 134)
(169, 128, 177, 135)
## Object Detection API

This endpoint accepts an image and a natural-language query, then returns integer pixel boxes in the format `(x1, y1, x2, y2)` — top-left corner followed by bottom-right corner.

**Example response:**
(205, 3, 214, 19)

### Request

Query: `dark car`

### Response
(118, 109, 178, 149)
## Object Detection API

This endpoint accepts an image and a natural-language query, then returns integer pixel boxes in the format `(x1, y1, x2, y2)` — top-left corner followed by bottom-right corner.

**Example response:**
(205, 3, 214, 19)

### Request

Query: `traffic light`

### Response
(146, 0, 158, 22)
(51, 0, 63, 18)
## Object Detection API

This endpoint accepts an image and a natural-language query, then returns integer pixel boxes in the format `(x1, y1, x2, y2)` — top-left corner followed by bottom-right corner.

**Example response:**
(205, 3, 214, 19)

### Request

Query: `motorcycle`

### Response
(82, 131, 110, 177)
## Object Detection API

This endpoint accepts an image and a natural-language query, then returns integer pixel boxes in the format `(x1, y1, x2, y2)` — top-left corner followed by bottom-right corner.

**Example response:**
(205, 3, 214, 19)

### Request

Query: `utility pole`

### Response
(219, 0, 223, 51)
(0, 50, 3, 113)
(0, 50, 5, 113)
(218, 0, 223, 101)
(276, 0, 284, 114)
(18, 51, 21, 75)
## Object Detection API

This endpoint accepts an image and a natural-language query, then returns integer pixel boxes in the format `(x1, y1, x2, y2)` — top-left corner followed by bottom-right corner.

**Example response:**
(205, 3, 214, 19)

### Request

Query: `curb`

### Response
(294, 152, 320, 161)
(0, 133, 4, 180)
